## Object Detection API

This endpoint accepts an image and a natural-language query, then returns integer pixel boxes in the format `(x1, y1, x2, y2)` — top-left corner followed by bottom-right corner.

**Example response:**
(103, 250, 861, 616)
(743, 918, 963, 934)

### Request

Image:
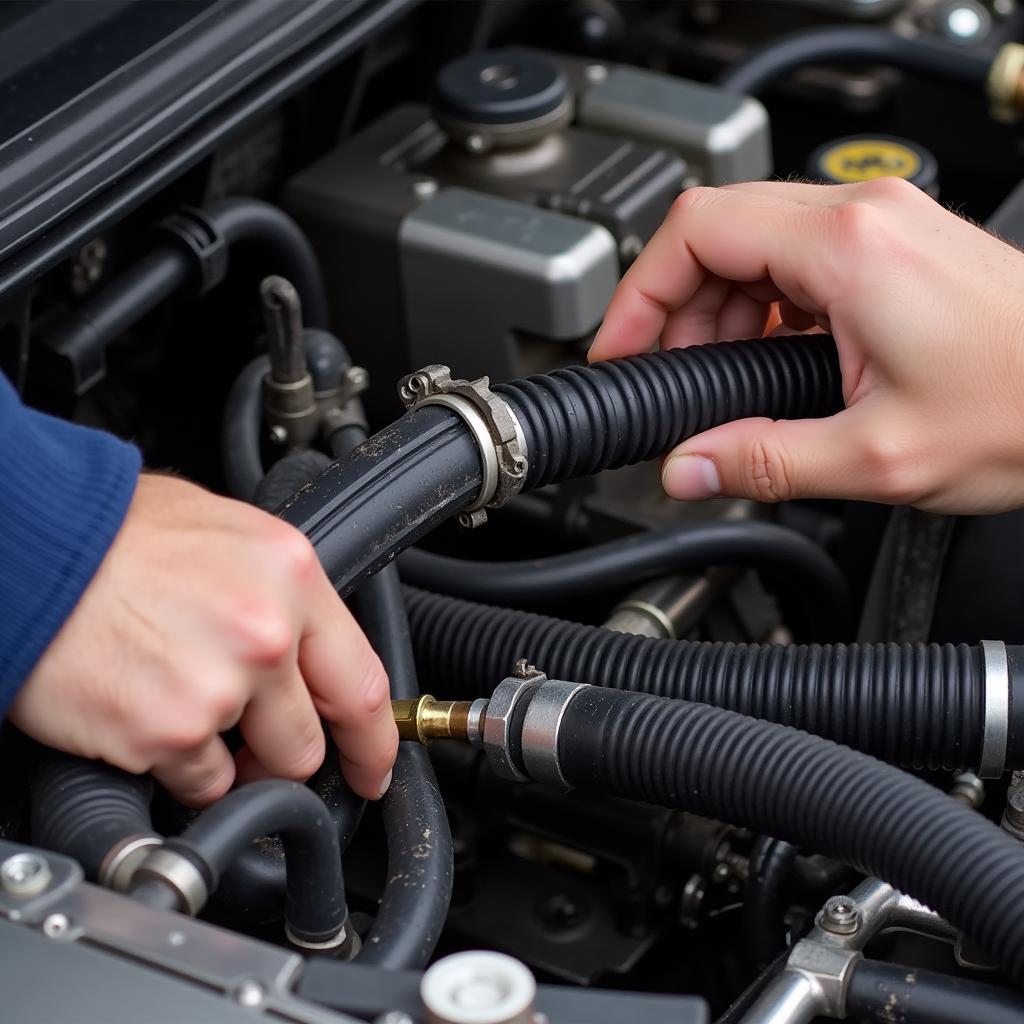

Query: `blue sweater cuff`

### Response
(0, 377, 141, 711)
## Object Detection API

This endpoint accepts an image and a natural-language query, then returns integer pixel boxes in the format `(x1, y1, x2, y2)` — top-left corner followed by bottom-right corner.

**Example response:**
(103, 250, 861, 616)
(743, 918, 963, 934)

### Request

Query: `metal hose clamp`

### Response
(398, 365, 528, 528)
(979, 640, 1010, 779)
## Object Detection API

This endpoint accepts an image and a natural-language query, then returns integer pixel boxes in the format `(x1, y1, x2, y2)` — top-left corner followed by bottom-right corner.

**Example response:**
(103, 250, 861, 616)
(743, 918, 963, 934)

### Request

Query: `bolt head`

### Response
(235, 980, 265, 1008)
(411, 179, 439, 199)
(1, 853, 52, 897)
(373, 1013, 415, 1024)
(42, 913, 70, 939)
(820, 895, 860, 934)
(268, 425, 288, 445)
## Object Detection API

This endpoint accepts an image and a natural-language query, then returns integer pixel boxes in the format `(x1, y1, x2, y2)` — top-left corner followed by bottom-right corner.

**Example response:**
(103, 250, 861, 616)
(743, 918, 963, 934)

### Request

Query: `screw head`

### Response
(1, 853, 52, 897)
(820, 895, 860, 934)
(373, 1013, 415, 1024)
(235, 980, 265, 1008)
(411, 179, 439, 199)
(344, 366, 369, 392)
(42, 913, 70, 939)
(268, 424, 288, 445)
(465, 134, 487, 154)
(585, 63, 609, 84)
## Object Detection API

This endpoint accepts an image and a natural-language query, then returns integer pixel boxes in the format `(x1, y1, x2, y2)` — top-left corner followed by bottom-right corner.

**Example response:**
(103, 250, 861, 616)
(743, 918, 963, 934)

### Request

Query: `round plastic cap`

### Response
(421, 950, 536, 1024)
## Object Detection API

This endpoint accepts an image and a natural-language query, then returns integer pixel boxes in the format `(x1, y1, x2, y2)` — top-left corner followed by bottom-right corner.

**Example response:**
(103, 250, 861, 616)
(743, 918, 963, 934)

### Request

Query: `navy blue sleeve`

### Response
(0, 372, 141, 712)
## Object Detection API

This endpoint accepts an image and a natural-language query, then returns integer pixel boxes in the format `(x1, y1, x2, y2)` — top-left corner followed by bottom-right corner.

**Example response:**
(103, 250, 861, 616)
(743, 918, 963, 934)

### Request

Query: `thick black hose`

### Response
(30, 750, 154, 879)
(277, 404, 481, 593)
(404, 588, 1024, 772)
(715, 26, 994, 96)
(847, 959, 1024, 1024)
(494, 334, 841, 491)
(398, 520, 847, 622)
(163, 780, 347, 944)
(555, 686, 1024, 985)
(222, 355, 269, 502)
(282, 335, 841, 591)
(743, 837, 798, 970)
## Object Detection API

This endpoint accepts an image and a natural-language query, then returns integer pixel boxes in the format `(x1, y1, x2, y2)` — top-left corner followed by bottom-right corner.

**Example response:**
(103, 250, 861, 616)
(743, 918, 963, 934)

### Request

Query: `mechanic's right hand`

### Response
(8, 474, 397, 807)
(590, 177, 1024, 516)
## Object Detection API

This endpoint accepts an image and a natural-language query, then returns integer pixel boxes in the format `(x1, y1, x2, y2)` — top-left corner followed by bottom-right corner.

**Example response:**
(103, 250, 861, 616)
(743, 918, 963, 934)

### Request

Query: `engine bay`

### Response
(6, 1, 1024, 1022)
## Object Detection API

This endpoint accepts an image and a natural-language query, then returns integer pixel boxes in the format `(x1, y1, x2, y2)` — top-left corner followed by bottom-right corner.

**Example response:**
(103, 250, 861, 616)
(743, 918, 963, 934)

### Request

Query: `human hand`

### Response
(590, 178, 1024, 514)
(9, 474, 397, 806)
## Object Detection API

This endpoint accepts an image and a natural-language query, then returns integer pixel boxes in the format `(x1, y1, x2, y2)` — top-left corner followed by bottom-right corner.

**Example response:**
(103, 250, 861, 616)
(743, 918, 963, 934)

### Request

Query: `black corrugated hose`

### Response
(403, 587, 1024, 773)
(279, 334, 843, 590)
(554, 686, 1024, 986)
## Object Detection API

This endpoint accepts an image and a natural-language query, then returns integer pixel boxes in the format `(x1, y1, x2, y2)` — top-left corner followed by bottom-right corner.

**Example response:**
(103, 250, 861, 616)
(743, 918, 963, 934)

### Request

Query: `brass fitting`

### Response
(988, 43, 1024, 122)
(392, 695, 482, 744)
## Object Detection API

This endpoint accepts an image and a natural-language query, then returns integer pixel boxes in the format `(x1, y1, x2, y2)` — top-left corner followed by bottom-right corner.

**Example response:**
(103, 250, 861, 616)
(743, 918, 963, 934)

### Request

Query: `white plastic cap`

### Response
(421, 951, 536, 1024)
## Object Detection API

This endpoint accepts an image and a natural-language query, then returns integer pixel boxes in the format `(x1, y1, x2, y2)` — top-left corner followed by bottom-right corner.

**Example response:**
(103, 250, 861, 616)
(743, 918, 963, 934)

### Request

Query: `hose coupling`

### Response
(131, 845, 209, 917)
(392, 694, 487, 745)
(397, 364, 527, 528)
(285, 916, 360, 960)
(988, 43, 1024, 121)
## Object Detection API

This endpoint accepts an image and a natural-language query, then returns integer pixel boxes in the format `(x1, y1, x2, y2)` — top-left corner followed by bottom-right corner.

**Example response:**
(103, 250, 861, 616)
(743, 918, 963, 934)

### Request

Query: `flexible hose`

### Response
(404, 588, 1024, 772)
(398, 520, 848, 623)
(847, 959, 1024, 1024)
(160, 781, 348, 944)
(30, 750, 154, 879)
(222, 355, 269, 502)
(280, 335, 842, 590)
(554, 686, 1024, 985)
(743, 837, 798, 970)
(493, 334, 841, 491)
(715, 26, 994, 96)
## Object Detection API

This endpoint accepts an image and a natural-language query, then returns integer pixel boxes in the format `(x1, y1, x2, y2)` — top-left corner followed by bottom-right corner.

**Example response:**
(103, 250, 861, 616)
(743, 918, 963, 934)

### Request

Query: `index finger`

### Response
(589, 185, 837, 361)
(298, 568, 397, 801)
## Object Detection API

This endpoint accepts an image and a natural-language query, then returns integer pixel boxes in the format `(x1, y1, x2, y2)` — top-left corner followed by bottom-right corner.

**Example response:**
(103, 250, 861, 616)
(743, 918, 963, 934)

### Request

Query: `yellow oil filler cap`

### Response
(808, 135, 939, 197)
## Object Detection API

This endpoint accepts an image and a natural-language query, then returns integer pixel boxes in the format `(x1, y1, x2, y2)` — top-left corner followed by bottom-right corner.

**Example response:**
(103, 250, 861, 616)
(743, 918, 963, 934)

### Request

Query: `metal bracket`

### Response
(397, 364, 527, 528)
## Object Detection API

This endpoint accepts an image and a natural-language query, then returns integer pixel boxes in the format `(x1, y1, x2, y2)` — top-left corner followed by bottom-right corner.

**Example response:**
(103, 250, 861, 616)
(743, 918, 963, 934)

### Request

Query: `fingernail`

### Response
(378, 770, 393, 799)
(662, 454, 721, 500)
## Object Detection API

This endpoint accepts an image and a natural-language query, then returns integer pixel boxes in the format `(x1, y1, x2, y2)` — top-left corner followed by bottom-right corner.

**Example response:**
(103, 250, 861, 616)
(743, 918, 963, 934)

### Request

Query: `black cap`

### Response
(434, 49, 569, 128)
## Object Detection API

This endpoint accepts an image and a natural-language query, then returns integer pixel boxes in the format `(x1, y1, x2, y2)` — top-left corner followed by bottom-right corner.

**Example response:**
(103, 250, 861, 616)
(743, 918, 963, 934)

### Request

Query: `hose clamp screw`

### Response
(1, 852, 52, 897)
(819, 896, 860, 935)
(398, 364, 528, 528)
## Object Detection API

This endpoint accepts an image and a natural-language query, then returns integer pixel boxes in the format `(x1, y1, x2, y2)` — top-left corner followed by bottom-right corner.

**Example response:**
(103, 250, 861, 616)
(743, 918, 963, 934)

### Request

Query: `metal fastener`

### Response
(374, 1013, 415, 1024)
(235, 980, 265, 1008)
(0, 852, 52, 897)
(820, 896, 860, 935)
(42, 913, 70, 939)
(411, 179, 439, 199)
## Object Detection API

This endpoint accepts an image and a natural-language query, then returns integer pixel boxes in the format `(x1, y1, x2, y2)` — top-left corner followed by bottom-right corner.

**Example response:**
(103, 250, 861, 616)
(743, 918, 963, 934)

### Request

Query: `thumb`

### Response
(661, 413, 874, 504)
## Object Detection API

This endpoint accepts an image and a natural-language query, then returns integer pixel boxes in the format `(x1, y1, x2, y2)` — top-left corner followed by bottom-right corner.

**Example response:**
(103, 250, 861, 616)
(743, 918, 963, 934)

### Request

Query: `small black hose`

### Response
(715, 25, 994, 96)
(222, 355, 269, 502)
(555, 686, 1024, 985)
(162, 780, 347, 944)
(404, 588, 1024, 772)
(743, 837, 798, 970)
(398, 520, 847, 624)
(30, 750, 154, 879)
(847, 959, 1024, 1024)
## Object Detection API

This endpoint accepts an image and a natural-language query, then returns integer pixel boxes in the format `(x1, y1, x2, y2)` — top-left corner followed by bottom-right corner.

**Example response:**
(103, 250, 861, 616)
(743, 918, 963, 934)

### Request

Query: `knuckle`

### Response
(229, 600, 295, 666)
(858, 430, 923, 504)
(186, 767, 233, 807)
(154, 717, 210, 754)
(743, 433, 794, 503)
(274, 524, 319, 584)
(277, 729, 326, 781)
(361, 655, 391, 717)
(829, 200, 886, 254)
(669, 185, 715, 221)
(857, 175, 920, 204)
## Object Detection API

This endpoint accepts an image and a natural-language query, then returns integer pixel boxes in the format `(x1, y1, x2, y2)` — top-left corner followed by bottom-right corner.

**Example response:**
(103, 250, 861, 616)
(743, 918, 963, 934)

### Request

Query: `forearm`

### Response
(0, 373, 140, 710)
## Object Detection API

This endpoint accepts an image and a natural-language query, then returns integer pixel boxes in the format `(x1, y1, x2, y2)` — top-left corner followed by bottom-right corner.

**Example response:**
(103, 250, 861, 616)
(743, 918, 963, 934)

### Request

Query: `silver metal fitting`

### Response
(980, 640, 1009, 778)
(133, 847, 209, 917)
(0, 852, 52, 897)
(818, 896, 859, 935)
(483, 669, 546, 782)
(98, 833, 163, 893)
(397, 364, 528, 528)
(520, 681, 588, 789)
(284, 921, 358, 960)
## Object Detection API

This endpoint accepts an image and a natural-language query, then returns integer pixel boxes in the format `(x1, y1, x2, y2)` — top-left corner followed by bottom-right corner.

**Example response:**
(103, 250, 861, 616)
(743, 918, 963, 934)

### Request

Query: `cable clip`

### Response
(398, 364, 527, 528)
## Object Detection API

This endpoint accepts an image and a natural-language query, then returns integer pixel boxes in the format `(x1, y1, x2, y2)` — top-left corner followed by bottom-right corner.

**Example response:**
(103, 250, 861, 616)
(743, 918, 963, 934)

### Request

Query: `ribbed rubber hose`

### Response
(556, 687, 1024, 985)
(403, 588, 1024, 772)
(493, 334, 841, 492)
(398, 520, 847, 625)
(715, 25, 994, 96)
(30, 750, 153, 879)
(281, 335, 842, 591)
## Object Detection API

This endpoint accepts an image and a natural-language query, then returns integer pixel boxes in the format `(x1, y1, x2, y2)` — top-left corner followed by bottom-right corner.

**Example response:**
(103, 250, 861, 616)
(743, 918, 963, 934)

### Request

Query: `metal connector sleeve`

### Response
(521, 681, 588, 789)
(980, 640, 1009, 779)
(132, 847, 209, 917)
